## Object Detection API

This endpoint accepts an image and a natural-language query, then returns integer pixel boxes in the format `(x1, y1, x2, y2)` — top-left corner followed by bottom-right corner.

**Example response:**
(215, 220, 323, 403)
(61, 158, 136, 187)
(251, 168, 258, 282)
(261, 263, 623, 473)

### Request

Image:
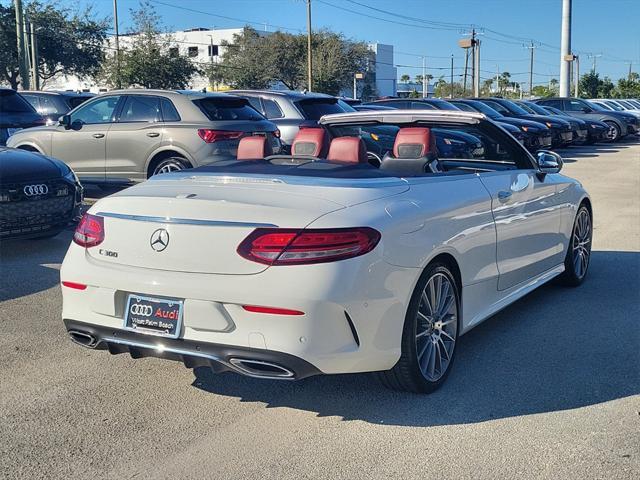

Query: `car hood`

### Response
(0, 111, 45, 128)
(0, 147, 67, 183)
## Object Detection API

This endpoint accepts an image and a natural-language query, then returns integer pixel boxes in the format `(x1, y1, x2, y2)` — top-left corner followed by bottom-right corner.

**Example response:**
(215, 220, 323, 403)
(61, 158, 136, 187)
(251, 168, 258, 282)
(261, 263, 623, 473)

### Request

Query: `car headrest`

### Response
(326, 137, 367, 164)
(292, 128, 328, 157)
(236, 136, 272, 161)
(393, 127, 435, 158)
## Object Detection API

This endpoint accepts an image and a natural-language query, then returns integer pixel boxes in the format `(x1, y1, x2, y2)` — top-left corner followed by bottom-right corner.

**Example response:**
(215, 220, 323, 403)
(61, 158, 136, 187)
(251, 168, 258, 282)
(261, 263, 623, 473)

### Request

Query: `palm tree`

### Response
(400, 74, 410, 83)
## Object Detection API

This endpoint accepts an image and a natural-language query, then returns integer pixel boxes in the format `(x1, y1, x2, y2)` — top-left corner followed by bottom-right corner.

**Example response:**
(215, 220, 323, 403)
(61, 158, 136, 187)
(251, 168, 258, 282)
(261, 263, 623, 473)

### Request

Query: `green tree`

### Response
(615, 72, 640, 98)
(531, 85, 553, 97)
(400, 74, 410, 83)
(597, 76, 615, 98)
(414, 74, 423, 85)
(434, 80, 464, 98)
(100, 1, 198, 89)
(0, 1, 108, 89)
(579, 71, 600, 98)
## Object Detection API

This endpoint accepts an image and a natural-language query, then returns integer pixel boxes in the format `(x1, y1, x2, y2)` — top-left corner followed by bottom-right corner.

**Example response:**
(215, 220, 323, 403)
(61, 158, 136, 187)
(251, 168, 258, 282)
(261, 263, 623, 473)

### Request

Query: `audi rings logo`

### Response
(130, 303, 153, 316)
(150, 228, 169, 252)
(23, 184, 49, 196)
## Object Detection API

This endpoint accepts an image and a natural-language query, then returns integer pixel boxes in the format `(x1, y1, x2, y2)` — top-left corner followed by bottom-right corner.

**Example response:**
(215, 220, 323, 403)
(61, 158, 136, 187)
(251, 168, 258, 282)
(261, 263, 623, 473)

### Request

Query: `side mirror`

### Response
(59, 114, 71, 129)
(536, 150, 563, 174)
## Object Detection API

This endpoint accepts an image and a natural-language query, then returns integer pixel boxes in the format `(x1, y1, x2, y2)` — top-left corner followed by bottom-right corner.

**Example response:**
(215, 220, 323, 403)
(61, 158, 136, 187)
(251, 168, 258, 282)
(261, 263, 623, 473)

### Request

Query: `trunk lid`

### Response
(87, 174, 407, 275)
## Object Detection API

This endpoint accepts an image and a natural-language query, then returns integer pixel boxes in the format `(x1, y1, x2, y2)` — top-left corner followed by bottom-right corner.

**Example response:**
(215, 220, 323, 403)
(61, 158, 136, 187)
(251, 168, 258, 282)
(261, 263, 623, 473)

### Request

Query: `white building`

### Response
(43, 28, 397, 96)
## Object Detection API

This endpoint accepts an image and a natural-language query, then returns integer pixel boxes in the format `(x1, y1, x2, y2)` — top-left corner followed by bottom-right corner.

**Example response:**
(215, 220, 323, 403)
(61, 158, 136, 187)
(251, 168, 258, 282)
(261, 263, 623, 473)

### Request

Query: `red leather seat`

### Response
(291, 128, 329, 157)
(326, 137, 367, 164)
(236, 136, 272, 160)
(392, 127, 436, 158)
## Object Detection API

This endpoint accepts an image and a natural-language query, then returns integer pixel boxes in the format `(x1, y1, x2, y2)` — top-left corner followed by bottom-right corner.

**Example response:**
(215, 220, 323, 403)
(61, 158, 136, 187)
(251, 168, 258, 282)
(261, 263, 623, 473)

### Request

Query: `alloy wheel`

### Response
(572, 208, 591, 279)
(415, 272, 458, 382)
(154, 160, 186, 176)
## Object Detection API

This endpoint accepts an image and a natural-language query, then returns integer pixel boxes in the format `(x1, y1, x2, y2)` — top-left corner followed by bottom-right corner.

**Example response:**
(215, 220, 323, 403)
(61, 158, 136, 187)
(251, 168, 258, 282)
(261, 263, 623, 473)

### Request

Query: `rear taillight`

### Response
(73, 213, 104, 248)
(197, 129, 244, 143)
(237, 227, 381, 265)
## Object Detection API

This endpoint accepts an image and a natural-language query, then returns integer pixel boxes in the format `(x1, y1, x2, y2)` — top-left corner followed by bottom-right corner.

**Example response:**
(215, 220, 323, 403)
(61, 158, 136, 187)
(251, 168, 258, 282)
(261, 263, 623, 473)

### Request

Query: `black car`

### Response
(448, 99, 553, 151)
(0, 148, 83, 240)
(540, 105, 608, 144)
(0, 89, 45, 146)
(20, 90, 95, 125)
(534, 97, 638, 142)
(473, 97, 574, 148)
(517, 100, 588, 144)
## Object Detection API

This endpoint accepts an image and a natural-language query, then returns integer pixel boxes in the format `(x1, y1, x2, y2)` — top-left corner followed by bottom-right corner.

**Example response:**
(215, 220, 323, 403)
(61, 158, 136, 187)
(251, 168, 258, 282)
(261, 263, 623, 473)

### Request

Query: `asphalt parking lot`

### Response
(1, 139, 639, 480)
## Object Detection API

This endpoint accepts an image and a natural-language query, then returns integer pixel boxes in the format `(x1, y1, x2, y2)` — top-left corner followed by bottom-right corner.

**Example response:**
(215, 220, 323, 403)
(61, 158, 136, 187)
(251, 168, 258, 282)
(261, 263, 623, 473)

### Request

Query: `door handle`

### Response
(92, 133, 105, 139)
(146, 132, 160, 137)
(497, 190, 512, 201)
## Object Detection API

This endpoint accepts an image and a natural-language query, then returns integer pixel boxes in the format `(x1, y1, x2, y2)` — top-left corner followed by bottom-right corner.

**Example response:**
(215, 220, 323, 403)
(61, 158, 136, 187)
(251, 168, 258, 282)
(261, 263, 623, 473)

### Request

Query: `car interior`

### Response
(195, 122, 536, 179)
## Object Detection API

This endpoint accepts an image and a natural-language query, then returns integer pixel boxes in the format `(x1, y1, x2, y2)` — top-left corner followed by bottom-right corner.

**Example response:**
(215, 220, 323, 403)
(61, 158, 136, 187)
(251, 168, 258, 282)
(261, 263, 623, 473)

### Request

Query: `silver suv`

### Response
(7, 89, 281, 184)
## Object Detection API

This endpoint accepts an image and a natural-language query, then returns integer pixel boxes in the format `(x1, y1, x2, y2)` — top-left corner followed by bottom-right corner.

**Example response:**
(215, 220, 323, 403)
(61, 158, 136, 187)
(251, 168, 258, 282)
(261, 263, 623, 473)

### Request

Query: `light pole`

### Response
(306, 0, 312, 92)
(113, 0, 121, 89)
(450, 55, 454, 98)
(353, 72, 364, 100)
(559, 0, 572, 97)
(14, 0, 30, 89)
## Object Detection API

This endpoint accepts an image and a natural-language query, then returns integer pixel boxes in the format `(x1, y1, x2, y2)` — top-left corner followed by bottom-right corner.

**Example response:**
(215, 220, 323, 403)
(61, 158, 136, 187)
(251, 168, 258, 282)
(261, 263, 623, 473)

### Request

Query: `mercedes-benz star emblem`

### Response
(150, 228, 169, 252)
(23, 184, 49, 196)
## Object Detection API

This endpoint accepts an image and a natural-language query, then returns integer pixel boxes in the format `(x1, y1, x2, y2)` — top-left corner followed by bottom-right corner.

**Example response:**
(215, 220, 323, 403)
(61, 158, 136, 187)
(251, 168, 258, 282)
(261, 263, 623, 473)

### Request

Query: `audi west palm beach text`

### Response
(61, 110, 592, 393)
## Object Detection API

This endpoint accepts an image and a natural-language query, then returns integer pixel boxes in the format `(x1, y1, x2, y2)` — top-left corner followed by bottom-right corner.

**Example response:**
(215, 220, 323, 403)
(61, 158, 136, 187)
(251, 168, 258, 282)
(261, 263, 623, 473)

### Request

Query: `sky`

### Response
(54, 0, 640, 86)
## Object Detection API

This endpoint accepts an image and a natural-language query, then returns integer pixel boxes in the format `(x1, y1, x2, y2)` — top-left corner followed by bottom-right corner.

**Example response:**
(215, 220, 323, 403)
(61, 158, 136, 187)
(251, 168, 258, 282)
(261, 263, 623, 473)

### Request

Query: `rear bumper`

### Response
(64, 319, 322, 380)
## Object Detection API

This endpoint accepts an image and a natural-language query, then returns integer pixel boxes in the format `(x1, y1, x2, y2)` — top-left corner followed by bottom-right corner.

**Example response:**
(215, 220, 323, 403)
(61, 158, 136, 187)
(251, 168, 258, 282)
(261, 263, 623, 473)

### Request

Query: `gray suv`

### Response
(230, 90, 353, 151)
(7, 89, 281, 184)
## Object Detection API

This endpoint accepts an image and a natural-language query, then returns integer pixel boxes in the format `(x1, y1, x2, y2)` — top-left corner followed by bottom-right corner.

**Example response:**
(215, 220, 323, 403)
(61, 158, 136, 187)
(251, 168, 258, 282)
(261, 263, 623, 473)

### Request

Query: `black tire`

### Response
(149, 157, 191, 178)
(603, 121, 621, 142)
(379, 262, 461, 393)
(557, 205, 592, 286)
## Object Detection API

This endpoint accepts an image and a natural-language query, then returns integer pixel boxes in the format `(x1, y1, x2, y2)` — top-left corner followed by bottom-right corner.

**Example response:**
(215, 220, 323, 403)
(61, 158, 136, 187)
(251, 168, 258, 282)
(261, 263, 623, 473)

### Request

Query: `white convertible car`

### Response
(61, 110, 592, 393)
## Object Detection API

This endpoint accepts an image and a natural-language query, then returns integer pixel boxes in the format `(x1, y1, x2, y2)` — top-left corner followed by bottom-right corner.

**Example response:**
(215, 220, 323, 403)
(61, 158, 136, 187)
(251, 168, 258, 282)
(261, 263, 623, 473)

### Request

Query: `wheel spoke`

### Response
(437, 336, 451, 361)
(440, 330, 455, 342)
(421, 290, 433, 316)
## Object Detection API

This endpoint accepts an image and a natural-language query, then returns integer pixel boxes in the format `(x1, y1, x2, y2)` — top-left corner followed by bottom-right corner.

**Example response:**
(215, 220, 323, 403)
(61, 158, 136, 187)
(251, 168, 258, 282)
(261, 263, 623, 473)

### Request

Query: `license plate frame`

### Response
(124, 294, 184, 338)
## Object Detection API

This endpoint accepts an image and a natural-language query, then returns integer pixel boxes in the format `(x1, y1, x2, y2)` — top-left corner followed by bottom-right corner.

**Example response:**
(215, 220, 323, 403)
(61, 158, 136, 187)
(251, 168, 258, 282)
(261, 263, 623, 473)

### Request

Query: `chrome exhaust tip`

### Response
(229, 358, 295, 379)
(68, 330, 98, 348)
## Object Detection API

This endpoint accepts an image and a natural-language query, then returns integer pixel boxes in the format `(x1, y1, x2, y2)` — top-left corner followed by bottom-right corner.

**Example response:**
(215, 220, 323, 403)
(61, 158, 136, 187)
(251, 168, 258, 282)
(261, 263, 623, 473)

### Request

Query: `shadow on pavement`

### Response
(0, 230, 73, 301)
(192, 250, 640, 426)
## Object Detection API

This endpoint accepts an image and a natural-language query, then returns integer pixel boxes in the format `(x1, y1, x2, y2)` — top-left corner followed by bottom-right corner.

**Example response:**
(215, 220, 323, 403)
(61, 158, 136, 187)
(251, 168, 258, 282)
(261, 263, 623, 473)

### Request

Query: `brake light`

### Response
(242, 305, 304, 315)
(237, 227, 381, 265)
(197, 129, 244, 143)
(73, 213, 104, 248)
(62, 281, 87, 290)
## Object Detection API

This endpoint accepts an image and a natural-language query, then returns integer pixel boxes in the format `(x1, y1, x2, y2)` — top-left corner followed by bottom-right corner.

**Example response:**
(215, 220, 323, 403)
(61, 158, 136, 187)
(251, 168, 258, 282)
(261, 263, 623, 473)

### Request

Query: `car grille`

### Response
(0, 179, 76, 237)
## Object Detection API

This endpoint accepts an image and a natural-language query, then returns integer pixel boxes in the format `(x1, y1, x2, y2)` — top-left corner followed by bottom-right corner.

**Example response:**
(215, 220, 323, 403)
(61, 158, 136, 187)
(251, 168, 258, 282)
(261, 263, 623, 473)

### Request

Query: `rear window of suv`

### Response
(296, 99, 350, 120)
(0, 90, 36, 113)
(194, 97, 265, 121)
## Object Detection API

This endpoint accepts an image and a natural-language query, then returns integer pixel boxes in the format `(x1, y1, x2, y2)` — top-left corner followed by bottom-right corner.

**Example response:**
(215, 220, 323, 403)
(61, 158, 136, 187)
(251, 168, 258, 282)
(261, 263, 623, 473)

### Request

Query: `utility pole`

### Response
(588, 53, 602, 73)
(422, 56, 426, 98)
(526, 41, 536, 98)
(559, 0, 571, 97)
(495, 65, 500, 95)
(450, 54, 454, 98)
(462, 48, 469, 95)
(306, 0, 312, 92)
(629, 62, 633, 81)
(113, 0, 121, 89)
(14, 0, 30, 90)
(469, 29, 480, 97)
(574, 55, 579, 97)
(29, 21, 39, 90)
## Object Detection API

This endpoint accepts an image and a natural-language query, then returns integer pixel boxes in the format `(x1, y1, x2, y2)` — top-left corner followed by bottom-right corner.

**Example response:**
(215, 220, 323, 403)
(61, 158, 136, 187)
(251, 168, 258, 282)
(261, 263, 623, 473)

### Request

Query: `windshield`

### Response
(428, 99, 460, 111)
(516, 102, 537, 114)
(479, 99, 510, 115)
(0, 90, 36, 113)
(194, 97, 265, 121)
(499, 99, 531, 115)
(464, 100, 502, 119)
(297, 99, 350, 120)
(618, 100, 635, 109)
(523, 102, 550, 115)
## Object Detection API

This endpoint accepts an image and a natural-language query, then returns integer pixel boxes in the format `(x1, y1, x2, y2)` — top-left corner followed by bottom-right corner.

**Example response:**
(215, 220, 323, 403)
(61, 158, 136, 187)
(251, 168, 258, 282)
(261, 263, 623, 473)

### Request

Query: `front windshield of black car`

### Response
(604, 101, 624, 111)
(516, 102, 537, 114)
(479, 99, 510, 115)
(586, 101, 609, 111)
(524, 102, 550, 115)
(428, 99, 460, 111)
(465, 101, 502, 119)
(499, 99, 530, 115)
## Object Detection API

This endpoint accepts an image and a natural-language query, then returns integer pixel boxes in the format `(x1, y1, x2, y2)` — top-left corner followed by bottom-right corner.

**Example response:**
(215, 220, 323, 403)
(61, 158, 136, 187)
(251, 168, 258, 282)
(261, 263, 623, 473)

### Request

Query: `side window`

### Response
(160, 98, 181, 122)
(387, 101, 408, 109)
(566, 100, 586, 112)
(39, 95, 61, 115)
(118, 96, 161, 123)
(263, 99, 283, 119)
(541, 99, 562, 109)
(71, 96, 121, 124)
(245, 96, 263, 114)
(188, 46, 199, 57)
(22, 94, 40, 111)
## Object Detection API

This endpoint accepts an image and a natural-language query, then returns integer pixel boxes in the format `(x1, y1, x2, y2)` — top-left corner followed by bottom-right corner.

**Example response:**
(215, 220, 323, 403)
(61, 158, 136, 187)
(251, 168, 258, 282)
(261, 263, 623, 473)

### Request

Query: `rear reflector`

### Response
(242, 305, 304, 316)
(73, 213, 104, 248)
(237, 227, 381, 265)
(198, 129, 244, 143)
(62, 281, 87, 290)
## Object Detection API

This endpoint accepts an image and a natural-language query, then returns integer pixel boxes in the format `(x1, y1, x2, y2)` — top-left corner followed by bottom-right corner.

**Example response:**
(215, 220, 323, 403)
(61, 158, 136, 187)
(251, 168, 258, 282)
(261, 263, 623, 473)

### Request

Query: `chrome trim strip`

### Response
(96, 212, 278, 228)
(99, 337, 297, 381)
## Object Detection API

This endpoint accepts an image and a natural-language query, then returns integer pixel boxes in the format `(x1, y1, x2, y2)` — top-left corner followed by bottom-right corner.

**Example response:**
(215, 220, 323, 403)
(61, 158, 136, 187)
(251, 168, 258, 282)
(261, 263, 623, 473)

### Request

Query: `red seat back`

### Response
(393, 127, 435, 158)
(326, 137, 367, 164)
(237, 136, 272, 160)
(291, 128, 329, 157)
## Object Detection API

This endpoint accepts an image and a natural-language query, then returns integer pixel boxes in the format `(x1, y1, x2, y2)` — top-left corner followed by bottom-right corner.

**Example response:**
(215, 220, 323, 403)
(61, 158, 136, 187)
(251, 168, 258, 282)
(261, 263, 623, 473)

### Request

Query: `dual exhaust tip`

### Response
(67, 330, 295, 379)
